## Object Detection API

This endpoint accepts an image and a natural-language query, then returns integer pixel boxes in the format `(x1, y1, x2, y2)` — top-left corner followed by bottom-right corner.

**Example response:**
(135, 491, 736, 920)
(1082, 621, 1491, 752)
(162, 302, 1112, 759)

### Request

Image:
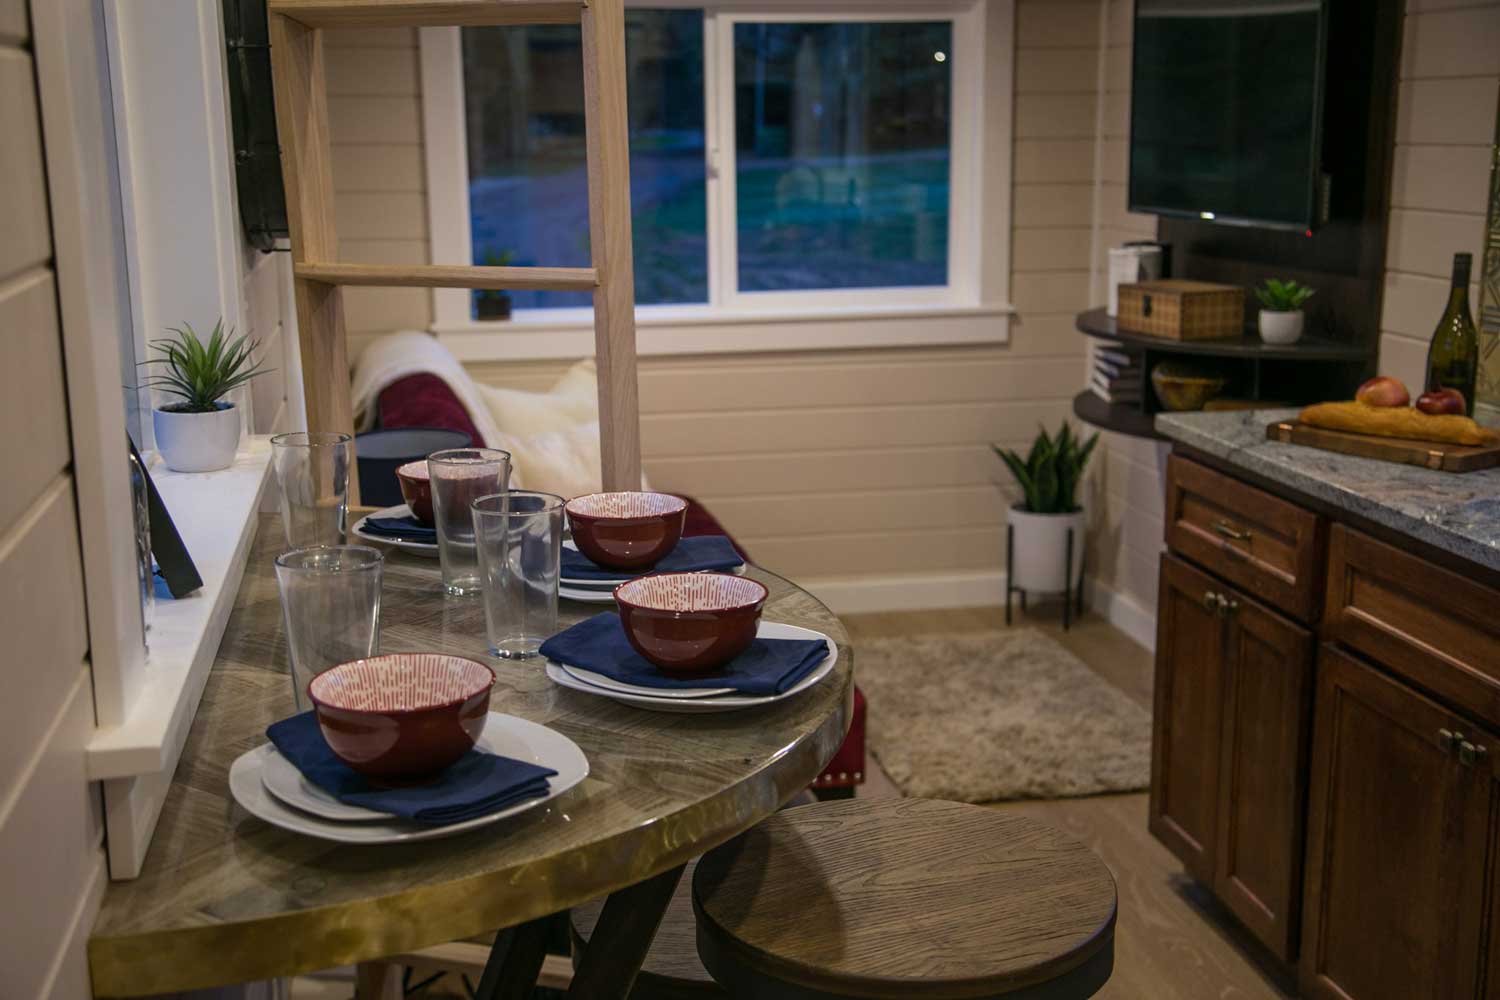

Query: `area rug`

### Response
(856, 629, 1151, 803)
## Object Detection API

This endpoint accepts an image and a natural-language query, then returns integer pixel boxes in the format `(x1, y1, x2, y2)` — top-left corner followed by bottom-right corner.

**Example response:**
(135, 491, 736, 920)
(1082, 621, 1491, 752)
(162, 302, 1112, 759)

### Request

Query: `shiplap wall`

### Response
(323, 1, 1113, 591)
(0, 4, 108, 996)
(1086, 0, 1169, 623)
(1380, 0, 1498, 392)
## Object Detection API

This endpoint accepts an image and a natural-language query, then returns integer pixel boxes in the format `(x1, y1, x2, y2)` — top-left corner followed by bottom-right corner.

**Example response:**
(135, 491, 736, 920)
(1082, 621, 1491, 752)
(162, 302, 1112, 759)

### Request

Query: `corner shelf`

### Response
(1072, 308, 1374, 440)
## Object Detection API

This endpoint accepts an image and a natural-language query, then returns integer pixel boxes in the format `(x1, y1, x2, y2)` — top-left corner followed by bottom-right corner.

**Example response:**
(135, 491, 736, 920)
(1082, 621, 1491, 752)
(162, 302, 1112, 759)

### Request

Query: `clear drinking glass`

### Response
(429, 448, 512, 596)
(472, 491, 565, 659)
(271, 432, 353, 549)
(274, 545, 383, 711)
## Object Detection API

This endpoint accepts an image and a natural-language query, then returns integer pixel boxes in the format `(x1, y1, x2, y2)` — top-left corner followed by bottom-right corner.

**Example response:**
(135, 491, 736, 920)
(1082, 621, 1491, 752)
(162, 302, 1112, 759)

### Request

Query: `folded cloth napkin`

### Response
(363, 515, 437, 542)
(561, 534, 743, 581)
(266, 712, 556, 826)
(539, 612, 828, 696)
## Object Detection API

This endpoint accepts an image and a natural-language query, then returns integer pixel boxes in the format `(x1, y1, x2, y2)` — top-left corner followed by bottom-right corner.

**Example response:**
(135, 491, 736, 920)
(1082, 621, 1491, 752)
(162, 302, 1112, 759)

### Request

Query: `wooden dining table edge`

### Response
(87, 661, 854, 998)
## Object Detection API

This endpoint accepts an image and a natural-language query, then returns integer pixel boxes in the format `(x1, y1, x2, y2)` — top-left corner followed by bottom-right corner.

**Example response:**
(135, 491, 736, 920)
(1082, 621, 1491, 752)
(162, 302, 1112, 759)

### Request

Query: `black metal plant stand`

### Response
(1005, 523, 1087, 630)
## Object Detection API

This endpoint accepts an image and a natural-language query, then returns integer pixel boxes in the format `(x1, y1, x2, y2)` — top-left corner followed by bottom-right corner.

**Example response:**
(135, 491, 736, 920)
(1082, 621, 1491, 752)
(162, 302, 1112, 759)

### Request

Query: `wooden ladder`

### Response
(266, 0, 642, 501)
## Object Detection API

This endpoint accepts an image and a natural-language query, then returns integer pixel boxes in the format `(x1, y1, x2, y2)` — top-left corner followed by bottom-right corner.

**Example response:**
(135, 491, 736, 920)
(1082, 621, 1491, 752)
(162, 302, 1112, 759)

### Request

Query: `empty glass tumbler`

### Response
(429, 448, 511, 596)
(271, 432, 352, 549)
(472, 491, 565, 659)
(274, 545, 383, 710)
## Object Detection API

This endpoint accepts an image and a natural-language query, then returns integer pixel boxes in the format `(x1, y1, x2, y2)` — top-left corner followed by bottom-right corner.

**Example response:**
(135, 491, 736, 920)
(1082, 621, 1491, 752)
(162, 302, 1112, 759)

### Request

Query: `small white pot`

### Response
(153, 403, 241, 472)
(1007, 505, 1087, 594)
(1258, 309, 1305, 345)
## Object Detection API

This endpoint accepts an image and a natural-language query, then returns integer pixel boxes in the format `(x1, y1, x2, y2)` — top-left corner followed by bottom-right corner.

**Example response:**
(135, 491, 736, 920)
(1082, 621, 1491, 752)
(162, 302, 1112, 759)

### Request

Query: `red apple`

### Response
(1355, 375, 1410, 408)
(1416, 388, 1466, 415)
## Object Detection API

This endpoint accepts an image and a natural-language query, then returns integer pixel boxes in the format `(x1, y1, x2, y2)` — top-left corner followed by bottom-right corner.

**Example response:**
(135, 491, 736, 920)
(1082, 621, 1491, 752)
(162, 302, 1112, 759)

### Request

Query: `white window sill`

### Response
(86, 438, 274, 780)
(435, 301, 1015, 362)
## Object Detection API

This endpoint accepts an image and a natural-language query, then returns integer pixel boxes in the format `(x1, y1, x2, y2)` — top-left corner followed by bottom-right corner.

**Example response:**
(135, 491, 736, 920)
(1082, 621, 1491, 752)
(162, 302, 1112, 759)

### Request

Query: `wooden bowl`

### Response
(565, 492, 688, 570)
(614, 573, 768, 675)
(395, 461, 433, 525)
(308, 653, 494, 779)
(1150, 363, 1227, 412)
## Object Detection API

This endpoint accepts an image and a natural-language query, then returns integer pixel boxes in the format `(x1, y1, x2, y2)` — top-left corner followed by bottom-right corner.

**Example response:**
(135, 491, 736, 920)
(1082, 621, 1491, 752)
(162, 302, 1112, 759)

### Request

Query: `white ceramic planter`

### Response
(1258, 309, 1305, 345)
(153, 403, 241, 472)
(1007, 505, 1087, 594)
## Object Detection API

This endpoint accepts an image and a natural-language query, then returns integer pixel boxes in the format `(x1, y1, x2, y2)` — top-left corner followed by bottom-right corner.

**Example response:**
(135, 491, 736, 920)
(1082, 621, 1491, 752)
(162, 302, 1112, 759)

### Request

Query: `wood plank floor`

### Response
(842, 602, 1296, 1000)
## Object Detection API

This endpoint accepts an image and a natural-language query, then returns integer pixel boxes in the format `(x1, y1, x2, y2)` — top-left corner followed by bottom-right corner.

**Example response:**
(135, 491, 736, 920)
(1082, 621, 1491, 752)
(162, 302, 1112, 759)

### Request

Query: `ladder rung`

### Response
(268, 0, 586, 29)
(295, 262, 599, 292)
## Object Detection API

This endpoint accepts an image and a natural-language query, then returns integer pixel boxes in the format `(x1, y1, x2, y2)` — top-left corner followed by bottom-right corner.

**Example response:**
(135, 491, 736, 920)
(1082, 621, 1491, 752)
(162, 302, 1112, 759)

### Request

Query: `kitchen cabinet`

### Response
(1151, 552, 1314, 961)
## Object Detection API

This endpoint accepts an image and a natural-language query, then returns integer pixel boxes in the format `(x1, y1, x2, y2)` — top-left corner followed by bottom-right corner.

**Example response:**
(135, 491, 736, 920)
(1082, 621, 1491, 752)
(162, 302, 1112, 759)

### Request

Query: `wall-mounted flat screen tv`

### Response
(1129, 0, 1326, 230)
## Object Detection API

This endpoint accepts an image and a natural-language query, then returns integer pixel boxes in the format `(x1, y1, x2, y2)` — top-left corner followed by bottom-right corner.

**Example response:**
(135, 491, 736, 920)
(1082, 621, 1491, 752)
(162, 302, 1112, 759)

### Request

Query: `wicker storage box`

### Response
(1116, 279, 1244, 340)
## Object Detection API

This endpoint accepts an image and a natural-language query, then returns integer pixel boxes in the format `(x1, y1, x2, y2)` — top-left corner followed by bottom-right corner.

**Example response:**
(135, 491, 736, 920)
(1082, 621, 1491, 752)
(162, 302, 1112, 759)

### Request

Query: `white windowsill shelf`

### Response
(86, 438, 274, 781)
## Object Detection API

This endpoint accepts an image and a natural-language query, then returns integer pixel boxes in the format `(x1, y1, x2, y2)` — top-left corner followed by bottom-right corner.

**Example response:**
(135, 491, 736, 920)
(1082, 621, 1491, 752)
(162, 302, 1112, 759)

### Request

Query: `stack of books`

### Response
(1087, 341, 1144, 404)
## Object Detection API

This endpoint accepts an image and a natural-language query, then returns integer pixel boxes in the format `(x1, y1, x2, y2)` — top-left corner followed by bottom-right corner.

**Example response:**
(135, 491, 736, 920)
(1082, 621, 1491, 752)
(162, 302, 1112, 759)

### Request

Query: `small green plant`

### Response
(993, 423, 1100, 514)
(139, 319, 271, 413)
(1255, 278, 1316, 312)
(477, 249, 516, 309)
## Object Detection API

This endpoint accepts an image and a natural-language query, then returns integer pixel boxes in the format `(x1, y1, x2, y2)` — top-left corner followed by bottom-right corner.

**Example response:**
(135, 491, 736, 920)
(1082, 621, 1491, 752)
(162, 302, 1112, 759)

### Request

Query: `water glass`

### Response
(274, 545, 383, 710)
(429, 448, 511, 596)
(473, 491, 564, 659)
(271, 432, 352, 549)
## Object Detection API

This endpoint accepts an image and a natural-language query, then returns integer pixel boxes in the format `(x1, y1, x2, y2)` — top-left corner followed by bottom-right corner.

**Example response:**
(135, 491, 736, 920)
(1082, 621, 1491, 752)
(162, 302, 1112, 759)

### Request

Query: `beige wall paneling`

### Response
(0, 0, 26, 44)
(0, 271, 71, 529)
(0, 49, 53, 283)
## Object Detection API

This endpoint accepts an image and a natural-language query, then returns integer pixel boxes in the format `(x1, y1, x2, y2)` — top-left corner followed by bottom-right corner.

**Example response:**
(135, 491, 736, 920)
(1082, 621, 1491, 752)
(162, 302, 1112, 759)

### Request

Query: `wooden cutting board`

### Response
(1267, 420, 1500, 473)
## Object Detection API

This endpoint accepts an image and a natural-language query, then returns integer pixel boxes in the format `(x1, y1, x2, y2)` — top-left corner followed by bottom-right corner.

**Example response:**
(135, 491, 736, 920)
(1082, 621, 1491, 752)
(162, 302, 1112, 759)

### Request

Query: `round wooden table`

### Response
(88, 516, 853, 998)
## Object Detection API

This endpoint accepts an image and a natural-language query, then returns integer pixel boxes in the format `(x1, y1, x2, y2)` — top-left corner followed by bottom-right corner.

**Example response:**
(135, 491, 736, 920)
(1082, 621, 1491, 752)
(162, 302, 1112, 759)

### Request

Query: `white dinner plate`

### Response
(559, 584, 619, 604)
(230, 712, 588, 843)
(545, 622, 836, 713)
(351, 504, 439, 557)
(561, 663, 735, 700)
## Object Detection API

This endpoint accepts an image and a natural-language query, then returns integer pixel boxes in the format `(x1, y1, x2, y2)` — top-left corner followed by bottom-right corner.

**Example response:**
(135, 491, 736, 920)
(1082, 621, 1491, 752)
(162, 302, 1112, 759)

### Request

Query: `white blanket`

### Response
(350, 331, 636, 498)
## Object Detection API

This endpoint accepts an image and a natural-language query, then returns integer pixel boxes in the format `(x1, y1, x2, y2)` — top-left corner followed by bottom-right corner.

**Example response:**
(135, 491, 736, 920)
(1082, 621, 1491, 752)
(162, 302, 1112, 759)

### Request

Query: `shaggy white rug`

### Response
(856, 628, 1151, 803)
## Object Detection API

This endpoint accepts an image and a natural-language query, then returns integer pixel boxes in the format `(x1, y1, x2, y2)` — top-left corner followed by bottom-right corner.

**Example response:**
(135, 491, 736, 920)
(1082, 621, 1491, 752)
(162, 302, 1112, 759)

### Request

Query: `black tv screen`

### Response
(1129, 0, 1326, 230)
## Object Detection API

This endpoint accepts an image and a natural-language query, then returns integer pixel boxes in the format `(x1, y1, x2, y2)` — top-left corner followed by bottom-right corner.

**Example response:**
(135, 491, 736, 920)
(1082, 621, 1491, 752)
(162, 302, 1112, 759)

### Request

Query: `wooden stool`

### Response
(572, 859, 727, 999)
(692, 799, 1117, 999)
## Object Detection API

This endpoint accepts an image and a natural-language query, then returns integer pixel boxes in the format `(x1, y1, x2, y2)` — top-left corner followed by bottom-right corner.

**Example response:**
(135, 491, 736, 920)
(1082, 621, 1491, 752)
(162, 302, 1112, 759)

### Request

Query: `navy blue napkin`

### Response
(539, 613, 828, 696)
(561, 535, 743, 581)
(363, 515, 437, 542)
(266, 712, 556, 826)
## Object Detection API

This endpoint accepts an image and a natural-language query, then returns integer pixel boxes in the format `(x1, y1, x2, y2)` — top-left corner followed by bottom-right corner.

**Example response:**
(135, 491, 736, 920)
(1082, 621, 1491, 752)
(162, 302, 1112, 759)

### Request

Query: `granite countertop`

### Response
(1156, 408, 1500, 575)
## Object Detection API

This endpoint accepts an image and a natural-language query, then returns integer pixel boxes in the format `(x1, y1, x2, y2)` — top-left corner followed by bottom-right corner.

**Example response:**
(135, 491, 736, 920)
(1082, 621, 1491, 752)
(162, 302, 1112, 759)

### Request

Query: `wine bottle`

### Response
(1424, 252, 1479, 416)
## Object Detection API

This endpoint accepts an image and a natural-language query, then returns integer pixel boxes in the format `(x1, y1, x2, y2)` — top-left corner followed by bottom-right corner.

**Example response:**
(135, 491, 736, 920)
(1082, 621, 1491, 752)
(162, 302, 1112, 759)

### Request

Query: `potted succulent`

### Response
(475, 249, 516, 321)
(1255, 278, 1316, 345)
(140, 320, 270, 472)
(994, 423, 1099, 594)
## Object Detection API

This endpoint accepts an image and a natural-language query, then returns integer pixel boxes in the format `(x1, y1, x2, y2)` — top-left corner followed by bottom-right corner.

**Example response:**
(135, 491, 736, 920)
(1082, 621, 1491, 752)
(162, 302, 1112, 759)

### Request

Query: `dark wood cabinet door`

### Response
(1150, 554, 1226, 882)
(1213, 592, 1314, 963)
(1300, 646, 1490, 1000)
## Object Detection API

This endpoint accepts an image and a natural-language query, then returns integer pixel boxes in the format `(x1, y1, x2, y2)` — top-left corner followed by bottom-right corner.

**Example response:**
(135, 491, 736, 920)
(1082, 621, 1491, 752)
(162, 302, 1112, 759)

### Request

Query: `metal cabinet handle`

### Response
(1220, 597, 1239, 616)
(1440, 729, 1465, 754)
(1460, 741, 1488, 767)
(1212, 519, 1252, 543)
(1203, 589, 1221, 612)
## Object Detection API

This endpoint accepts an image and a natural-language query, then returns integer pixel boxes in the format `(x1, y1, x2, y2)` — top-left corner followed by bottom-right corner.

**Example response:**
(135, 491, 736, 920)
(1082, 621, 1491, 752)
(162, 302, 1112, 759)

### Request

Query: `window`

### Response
(424, 1, 1001, 347)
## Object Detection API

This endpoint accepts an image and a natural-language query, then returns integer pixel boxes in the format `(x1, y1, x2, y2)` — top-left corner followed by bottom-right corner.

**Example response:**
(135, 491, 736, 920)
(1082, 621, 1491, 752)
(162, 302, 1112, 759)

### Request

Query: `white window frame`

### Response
(420, 0, 1013, 358)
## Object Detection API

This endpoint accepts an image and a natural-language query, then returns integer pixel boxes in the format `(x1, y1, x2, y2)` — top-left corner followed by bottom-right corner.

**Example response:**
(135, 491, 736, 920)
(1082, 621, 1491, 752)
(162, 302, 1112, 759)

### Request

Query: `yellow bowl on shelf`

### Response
(1150, 363, 1228, 412)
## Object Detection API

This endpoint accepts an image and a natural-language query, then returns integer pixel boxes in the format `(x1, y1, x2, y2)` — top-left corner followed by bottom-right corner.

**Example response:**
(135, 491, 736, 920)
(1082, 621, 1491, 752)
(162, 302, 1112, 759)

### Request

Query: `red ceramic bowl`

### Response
(395, 461, 433, 525)
(565, 492, 688, 571)
(614, 573, 769, 675)
(307, 653, 495, 779)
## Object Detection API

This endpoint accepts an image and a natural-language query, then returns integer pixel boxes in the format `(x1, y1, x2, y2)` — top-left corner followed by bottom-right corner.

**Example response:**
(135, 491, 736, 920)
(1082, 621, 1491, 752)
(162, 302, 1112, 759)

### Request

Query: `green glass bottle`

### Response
(1424, 252, 1479, 416)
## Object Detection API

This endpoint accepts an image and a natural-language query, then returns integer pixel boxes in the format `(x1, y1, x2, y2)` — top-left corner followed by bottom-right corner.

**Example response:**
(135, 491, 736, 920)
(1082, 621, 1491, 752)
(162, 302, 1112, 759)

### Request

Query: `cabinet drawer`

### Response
(1325, 525, 1500, 726)
(1165, 455, 1325, 620)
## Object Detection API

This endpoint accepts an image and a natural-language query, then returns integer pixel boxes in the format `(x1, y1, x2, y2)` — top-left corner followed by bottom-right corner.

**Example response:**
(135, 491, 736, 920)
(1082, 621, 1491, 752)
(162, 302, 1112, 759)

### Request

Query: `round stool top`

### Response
(692, 799, 1117, 999)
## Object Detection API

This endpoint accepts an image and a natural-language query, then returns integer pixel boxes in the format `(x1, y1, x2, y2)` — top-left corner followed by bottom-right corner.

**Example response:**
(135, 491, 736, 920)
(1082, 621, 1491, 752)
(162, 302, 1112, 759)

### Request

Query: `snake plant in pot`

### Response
(140, 320, 271, 472)
(994, 423, 1099, 593)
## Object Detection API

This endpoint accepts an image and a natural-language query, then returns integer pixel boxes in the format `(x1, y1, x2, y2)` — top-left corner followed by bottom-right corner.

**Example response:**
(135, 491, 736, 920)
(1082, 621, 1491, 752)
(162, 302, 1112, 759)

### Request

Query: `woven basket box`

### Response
(1116, 280, 1244, 340)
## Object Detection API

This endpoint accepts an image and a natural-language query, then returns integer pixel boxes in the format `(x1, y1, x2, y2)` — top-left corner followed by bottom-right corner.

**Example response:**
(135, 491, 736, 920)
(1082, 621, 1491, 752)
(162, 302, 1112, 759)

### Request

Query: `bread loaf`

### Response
(1299, 401, 1499, 447)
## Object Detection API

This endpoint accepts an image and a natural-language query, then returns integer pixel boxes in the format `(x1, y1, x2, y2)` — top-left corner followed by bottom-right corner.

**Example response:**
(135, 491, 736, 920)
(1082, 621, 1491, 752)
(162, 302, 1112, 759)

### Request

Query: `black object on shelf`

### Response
(223, 0, 287, 252)
(129, 438, 203, 599)
(1076, 308, 1371, 362)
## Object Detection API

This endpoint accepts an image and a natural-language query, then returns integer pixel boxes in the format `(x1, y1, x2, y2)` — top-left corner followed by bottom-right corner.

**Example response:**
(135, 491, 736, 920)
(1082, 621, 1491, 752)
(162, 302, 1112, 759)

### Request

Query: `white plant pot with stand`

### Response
(153, 403, 242, 472)
(1005, 504, 1088, 629)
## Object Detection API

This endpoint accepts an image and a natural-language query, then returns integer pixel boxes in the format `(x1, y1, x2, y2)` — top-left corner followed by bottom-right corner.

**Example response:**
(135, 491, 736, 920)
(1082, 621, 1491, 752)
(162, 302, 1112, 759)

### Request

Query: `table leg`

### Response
(472, 917, 553, 1000)
(355, 961, 403, 1000)
(567, 863, 687, 999)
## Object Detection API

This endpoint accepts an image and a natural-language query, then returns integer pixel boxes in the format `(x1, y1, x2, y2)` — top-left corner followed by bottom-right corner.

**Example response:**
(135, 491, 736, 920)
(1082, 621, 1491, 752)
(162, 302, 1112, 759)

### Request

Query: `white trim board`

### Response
(798, 570, 1157, 653)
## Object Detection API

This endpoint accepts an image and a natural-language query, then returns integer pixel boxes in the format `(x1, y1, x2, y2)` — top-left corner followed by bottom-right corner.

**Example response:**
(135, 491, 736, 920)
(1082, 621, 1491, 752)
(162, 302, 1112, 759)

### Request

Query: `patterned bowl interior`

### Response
(309, 654, 494, 712)
(566, 492, 687, 520)
(396, 461, 430, 480)
(615, 573, 767, 613)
